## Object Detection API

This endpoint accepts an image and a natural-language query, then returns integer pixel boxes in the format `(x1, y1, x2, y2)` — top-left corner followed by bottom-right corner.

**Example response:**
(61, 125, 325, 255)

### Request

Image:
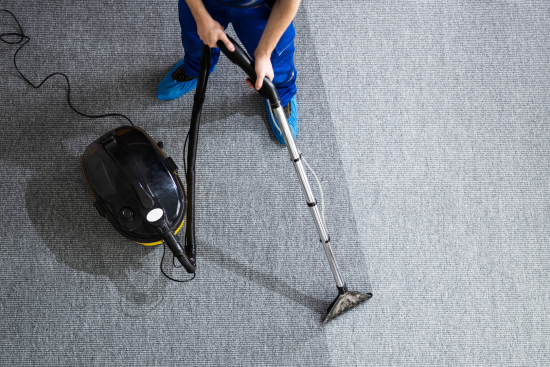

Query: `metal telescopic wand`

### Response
(215, 36, 371, 322)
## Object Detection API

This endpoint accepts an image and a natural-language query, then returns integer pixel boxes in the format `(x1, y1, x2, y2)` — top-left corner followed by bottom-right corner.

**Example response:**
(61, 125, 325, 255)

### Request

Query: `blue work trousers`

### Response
(178, 0, 297, 106)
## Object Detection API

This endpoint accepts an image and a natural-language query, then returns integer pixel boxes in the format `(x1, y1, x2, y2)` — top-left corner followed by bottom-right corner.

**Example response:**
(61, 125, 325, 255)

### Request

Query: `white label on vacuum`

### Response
(146, 208, 164, 222)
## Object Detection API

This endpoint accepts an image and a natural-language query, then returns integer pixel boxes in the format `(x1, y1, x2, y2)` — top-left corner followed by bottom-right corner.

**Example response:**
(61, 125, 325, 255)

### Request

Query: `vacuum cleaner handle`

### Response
(216, 35, 281, 108)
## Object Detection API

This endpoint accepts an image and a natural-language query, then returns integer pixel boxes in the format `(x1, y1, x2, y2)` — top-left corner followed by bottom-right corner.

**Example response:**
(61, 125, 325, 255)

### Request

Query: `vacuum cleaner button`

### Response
(119, 207, 134, 222)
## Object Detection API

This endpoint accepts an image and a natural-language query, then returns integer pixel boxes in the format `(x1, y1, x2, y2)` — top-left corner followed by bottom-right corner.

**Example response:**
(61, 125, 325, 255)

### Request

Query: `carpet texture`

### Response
(1, 1, 549, 366)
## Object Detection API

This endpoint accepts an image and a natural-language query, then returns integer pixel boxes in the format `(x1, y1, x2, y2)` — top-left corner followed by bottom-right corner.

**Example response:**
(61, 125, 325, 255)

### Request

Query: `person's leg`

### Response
(179, 0, 230, 77)
(157, 0, 229, 100)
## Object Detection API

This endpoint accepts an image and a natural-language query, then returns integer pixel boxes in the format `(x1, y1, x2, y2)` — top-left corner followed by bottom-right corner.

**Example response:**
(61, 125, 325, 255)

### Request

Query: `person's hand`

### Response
(196, 15, 234, 51)
(245, 51, 274, 92)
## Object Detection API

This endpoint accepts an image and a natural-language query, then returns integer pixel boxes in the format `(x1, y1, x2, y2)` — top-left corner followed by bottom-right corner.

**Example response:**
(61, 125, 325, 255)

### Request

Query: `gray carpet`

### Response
(1, 1, 549, 366)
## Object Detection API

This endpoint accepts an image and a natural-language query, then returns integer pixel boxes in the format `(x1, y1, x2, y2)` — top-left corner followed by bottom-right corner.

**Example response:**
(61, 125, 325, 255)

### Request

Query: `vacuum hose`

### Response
(185, 44, 212, 268)
(216, 36, 281, 109)
(184, 39, 280, 271)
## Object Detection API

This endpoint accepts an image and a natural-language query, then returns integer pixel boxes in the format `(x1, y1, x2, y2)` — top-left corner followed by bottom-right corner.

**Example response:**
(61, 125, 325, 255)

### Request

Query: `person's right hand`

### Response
(196, 16, 234, 52)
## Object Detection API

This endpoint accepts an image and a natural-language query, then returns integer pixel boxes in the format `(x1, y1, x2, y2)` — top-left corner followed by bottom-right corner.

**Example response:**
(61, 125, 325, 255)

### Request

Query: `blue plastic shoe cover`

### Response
(157, 59, 216, 101)
(265, 95, 298, 145)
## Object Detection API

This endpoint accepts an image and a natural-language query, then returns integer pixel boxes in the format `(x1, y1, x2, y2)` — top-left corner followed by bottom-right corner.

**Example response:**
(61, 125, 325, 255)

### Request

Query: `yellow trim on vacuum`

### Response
(136, 218, 185, 246)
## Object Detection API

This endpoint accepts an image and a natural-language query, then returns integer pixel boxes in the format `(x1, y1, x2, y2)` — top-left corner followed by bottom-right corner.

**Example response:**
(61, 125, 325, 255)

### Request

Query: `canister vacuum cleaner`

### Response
(82, 37, 371, 323)
(2, 7, 371, 322)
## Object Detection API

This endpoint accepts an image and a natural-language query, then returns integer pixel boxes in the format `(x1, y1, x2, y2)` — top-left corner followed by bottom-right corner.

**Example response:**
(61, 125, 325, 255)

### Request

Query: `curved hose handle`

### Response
(216, 35, 281, 108)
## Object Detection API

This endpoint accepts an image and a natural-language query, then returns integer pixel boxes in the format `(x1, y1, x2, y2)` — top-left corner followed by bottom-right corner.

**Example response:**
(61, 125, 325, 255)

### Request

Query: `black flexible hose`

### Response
(216, 35, 281, 109)
(185, 44, 212, 266)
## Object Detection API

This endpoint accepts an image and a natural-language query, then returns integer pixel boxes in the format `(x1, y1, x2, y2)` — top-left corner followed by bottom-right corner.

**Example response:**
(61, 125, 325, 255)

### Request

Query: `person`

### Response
(157, 0, 301, 145)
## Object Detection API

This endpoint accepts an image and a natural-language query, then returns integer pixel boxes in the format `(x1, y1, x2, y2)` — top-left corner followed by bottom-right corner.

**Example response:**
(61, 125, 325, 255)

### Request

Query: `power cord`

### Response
(0, 9, 135, 126)
(161, 242, 196, 282)
(1, 9, 194, 283)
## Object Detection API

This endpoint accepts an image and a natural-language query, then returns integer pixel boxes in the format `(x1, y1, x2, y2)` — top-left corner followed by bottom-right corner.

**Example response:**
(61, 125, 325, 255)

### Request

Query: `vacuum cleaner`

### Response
(81, 35, 371, 323)
(81, 126, 196, 274)
(1, 7, 369, 322)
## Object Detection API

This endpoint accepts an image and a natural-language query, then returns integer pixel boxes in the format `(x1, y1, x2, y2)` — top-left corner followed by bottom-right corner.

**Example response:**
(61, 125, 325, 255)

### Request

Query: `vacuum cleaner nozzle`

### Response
(324, 285, 372, 323)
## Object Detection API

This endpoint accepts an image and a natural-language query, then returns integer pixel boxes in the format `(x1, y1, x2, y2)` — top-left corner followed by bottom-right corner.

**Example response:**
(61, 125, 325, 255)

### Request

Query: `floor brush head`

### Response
(324, 291, 372, 323)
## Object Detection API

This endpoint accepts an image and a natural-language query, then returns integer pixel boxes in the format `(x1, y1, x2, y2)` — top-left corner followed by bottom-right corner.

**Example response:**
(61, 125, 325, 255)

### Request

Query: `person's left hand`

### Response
(245, 51, 274, 92)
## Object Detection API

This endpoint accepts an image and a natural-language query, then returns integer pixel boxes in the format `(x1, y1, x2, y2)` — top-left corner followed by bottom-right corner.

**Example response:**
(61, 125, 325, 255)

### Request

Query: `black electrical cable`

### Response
(2, 9, 196, 282)
(0, 9, 134, 126)
(160, 242, 195, 283)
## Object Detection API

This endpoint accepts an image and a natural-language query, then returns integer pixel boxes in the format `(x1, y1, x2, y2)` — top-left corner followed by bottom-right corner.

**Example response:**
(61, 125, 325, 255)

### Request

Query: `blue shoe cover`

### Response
(265, 95, 298, 145)
(157, 59, 215, 101)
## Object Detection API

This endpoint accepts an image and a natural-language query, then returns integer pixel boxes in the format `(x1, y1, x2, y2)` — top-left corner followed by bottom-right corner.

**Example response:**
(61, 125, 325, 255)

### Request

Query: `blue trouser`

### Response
(178, 0, 297, 107)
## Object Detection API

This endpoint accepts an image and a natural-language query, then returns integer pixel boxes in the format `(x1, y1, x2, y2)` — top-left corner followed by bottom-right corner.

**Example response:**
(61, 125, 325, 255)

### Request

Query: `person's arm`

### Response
(185, 0, 235, 51)
(249, 0, 302, 91)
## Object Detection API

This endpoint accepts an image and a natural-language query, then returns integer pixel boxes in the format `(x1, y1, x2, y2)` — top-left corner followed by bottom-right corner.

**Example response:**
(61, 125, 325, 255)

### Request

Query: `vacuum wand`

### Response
(215, 37, 372, 323)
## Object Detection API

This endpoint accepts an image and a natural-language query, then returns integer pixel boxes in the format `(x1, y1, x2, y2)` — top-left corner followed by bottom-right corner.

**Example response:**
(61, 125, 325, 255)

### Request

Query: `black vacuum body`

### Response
(81, 125, 195, 273)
